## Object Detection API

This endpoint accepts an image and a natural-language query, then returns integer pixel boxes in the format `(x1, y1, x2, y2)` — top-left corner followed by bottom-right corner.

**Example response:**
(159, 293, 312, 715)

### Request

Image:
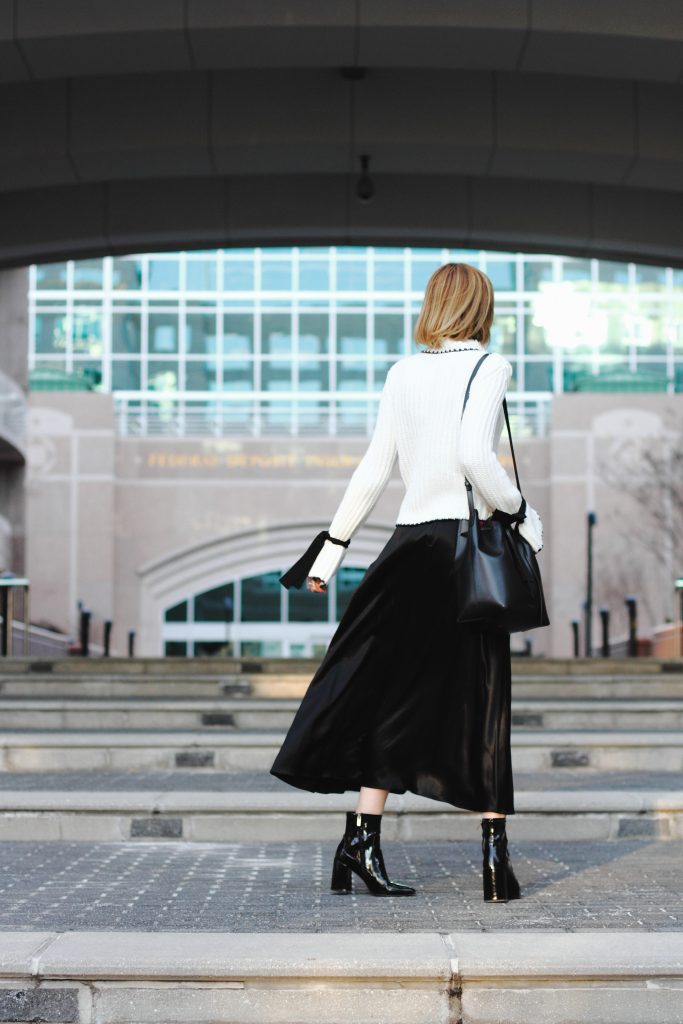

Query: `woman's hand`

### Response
(306, 576, 327, 593)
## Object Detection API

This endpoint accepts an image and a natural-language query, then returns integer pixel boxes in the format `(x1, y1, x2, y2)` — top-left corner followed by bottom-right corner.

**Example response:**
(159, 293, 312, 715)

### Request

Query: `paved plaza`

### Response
(1, 836, 682, 933)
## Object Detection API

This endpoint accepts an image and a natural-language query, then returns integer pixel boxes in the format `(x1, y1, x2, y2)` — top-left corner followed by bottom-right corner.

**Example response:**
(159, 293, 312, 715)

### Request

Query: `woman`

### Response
(270, 263, 544, 902)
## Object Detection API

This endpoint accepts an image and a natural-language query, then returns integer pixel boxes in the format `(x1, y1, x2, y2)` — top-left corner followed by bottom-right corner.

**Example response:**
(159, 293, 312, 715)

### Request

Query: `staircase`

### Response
(1, 654, 682, 1023)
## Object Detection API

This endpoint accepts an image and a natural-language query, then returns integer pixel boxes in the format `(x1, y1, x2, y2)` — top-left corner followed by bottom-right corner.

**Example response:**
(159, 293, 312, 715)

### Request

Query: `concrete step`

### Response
(1, 696, 683, 729)
(1, 784, 682, 842)
(1, 672, 683, 699)
(2, 654, 681, 675)
(0, 727, 681, 771)
(2, 929, 683, 1023)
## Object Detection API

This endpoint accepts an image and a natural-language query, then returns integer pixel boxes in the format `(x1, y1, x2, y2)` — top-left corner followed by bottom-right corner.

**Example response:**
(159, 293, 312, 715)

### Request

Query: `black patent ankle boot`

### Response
(481, 816, 521, 902)
(330, 811, 416, 897)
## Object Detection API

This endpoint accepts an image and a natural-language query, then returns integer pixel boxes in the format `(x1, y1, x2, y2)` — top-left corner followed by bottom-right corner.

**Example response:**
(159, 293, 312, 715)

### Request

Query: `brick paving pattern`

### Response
(0, 839, 682, 932)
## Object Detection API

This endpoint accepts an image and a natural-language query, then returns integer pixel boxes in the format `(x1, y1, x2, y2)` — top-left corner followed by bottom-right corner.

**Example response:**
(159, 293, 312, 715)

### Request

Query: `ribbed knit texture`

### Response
(308, 337, 544, 584)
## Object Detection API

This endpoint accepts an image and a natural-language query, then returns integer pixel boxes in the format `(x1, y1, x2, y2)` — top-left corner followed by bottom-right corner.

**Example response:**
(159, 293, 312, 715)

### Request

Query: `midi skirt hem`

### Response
(269, 518, 516, 817)
(270, 768, 515, 815)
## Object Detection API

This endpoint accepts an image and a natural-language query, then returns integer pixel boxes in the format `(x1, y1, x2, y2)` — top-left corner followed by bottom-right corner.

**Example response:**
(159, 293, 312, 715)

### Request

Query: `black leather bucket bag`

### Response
(453, 353, 550, 634)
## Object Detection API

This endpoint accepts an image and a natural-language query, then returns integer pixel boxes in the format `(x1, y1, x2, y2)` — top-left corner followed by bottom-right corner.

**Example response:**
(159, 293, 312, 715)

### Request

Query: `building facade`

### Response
(26, 247, 683, 658)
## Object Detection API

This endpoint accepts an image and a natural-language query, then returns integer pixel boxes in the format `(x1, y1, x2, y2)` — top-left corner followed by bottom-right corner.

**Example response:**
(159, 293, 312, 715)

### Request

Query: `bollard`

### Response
(625, 595, 637, 657)
(585, 512, 597, 657)
(128, 629, 135, 657)
(599, 607, 610, 657)
(103, 619, 112, 657)
(571, 619, 580, 658)
(80, 609, 91, 657)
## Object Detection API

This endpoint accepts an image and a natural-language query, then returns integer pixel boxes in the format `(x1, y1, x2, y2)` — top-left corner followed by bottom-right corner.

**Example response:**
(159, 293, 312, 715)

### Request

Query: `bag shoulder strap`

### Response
(460, 353, 522, 495)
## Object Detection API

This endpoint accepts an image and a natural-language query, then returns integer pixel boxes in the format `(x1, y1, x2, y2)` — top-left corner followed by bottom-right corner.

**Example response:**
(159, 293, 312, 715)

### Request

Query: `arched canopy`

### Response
(1, 0, 682, 267)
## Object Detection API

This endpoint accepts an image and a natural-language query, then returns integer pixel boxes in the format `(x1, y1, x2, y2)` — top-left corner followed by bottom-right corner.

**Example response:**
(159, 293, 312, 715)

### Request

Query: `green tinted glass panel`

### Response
(299, 313, 330, 355)
(374, 314, 404, 355)
(288, 584, 329, 622)
(165, 601, 188, 622)
(149, 313, 178, 354)
(112, 360, 141, 389)
(35, 313, 67, 354)
(337, 313, 367, 356)
(262, 313, 292, 355)
(35, 263, 67, 289)
(336, 566, 366, 619)
(194, 583, 234, 622)
(186, 313, 217, 355)
(241, 572, 281, 622)
(149, 259, 179, 290)
(112, 258, 142, 290)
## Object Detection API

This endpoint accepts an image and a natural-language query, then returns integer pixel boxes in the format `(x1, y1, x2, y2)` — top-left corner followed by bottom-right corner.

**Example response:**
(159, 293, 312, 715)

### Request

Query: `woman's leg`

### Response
(355, 785, 389, 814)
(482, 810, 505, 818)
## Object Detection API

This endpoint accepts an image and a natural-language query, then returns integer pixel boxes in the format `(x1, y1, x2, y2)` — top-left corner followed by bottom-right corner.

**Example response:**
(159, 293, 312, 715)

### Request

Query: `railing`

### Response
(114, 391, 553, 439)
(0, 369, 27, 457)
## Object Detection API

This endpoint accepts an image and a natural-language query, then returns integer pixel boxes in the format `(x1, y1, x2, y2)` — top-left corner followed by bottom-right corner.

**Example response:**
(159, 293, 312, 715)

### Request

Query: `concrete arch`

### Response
(136, 520, 392, 655)
(0, 1, 682, 267)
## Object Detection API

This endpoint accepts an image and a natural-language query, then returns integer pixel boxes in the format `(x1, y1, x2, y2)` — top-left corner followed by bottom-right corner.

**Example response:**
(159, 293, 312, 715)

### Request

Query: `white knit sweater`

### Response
(307, 337, 544, 585)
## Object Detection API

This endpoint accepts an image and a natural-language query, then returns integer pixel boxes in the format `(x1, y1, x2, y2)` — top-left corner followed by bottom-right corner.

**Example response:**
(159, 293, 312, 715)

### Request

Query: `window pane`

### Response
(35, 262, 67, 289)
(373, 259, 404, 291)
(262, 313, 292, 355)
(337, 259, 367, 291)
(194, 583, 234, 622)
(186, 313, 217, 355)
(241, 572, 281, 622)
(73, 259, 103, 290)
(112, 313, 141, 354)
(337, 313, 367, 356)
(262, 259, 292, 290)
(561, 259, 591, 284)
(523, 313, 552, 354)
(112, 360, 141, 389)
(299, 360, 329, 391)
(524, 361, 553, 390)
(299, 313, 329, 355)
(598, 260, 629, 285)
(224, 258, 255, 291)
(149, 313, 178, 354)
(186, 258, 217, 292)
(490, 311, 516, 355)
(299, 260, 329, 290)
(147, 361, 179, 390)
(113, 258, 142, 290)
(186, 360, 217, 389)
(374, 314, 404, 355)
(165, 601, 188, 622)
(149, 259, 179, 291)
(35, 313, 67, 354)
(223, 313, 254, 355)
(523, 261, 554, 291)
(337, 359, 367, 389)
(486, 261, 516, 291)
(224, 360, 253, 389)
(635, 263, 666, 289)
(165, 641, 188, 656)
(262, 359, 292, 389)
(72, 359, 102, 388)
(72, 308, 102, 356)
(336, 566, 366, 618)
(411, 259, 441, 292)
(289, 584, 329, 621)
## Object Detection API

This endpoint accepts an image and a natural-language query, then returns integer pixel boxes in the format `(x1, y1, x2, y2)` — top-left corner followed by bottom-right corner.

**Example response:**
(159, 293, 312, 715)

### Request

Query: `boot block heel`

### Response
(330, 856, 352, 893)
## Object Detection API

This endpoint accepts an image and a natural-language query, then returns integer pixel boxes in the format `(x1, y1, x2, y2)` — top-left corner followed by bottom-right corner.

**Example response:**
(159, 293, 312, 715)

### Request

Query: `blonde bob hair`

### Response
(413, 263, 494, 348)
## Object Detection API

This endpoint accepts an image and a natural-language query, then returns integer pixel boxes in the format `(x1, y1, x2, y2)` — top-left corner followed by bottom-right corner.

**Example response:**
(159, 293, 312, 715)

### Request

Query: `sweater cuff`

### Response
(307, 537, 349, 586)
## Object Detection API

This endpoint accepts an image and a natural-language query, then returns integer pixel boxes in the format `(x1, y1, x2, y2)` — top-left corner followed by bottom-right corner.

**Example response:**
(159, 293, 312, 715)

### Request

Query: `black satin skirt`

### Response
(269, 518, 515, 814)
